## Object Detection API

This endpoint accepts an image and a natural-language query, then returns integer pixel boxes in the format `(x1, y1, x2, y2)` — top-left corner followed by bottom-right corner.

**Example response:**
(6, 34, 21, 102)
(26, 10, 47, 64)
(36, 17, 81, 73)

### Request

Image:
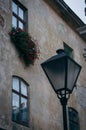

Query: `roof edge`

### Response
(44, 0, 85, 28)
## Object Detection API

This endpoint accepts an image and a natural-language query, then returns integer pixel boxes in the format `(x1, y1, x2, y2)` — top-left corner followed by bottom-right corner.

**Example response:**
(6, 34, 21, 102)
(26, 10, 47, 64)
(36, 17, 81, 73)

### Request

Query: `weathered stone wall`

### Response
(0, 0, 86, 130)
(0, 0, 12, 129)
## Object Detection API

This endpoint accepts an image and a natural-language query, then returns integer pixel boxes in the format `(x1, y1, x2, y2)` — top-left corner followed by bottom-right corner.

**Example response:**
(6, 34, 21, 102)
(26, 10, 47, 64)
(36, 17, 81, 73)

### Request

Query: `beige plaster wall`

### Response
(0, 0, 86, 130)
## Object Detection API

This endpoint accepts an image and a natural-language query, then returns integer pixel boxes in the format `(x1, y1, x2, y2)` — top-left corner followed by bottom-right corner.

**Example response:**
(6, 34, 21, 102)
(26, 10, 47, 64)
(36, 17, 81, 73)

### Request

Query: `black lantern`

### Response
(41, 49, 81, 130)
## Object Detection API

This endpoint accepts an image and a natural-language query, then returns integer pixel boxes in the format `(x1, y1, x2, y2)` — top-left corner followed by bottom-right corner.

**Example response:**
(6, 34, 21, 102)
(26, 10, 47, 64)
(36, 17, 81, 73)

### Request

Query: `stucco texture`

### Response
(0, 0, 86, 130)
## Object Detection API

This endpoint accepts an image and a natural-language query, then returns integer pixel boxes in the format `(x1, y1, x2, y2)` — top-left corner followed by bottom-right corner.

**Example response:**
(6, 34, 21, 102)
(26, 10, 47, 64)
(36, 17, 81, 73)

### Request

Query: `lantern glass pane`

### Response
(43, 58, 66, 92)
(67, 59, 80, 92)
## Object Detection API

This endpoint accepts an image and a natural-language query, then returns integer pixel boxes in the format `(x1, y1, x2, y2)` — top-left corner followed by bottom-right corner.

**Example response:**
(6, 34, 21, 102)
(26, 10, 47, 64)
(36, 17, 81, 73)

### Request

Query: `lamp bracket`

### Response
(60, 97, 68, 106)
(57, 90, 70, 106)
(57, 90, 70, 99)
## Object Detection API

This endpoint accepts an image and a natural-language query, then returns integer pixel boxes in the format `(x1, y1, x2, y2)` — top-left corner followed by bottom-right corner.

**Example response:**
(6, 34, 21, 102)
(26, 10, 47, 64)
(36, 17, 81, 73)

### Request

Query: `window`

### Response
(68, 107, 80, 130)
(12, 0, 28, 30)
(64, 43, 73, 58)
(12, 76, 29, 126)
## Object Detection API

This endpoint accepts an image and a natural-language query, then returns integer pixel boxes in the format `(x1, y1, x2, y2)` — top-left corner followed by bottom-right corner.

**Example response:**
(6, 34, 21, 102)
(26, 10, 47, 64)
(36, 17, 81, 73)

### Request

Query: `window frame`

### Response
(68, 107, 80, 130)
(12, 0, 28, 31)
(12, 76, 29, 127)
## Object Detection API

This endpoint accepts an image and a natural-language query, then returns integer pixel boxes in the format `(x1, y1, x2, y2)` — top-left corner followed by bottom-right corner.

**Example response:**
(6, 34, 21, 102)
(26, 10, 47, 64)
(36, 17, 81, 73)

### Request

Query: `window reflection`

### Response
(12, 93, 19, 107)
(19, 21, 23, 29)
(13, 77, 19, 92)
(12, 16, 17, 28)
(12, 2, 17, 14)
(21, 81, 27, 96)
(20, 98, 28, 124)
(21, 97, 27, 107)
(19, 8, 24, 19)
(12, 93, 19, 122)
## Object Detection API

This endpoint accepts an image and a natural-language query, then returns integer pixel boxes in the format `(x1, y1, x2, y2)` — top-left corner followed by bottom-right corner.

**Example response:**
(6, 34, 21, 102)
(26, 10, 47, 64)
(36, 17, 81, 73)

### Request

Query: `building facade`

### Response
(0, 0, 86, 130)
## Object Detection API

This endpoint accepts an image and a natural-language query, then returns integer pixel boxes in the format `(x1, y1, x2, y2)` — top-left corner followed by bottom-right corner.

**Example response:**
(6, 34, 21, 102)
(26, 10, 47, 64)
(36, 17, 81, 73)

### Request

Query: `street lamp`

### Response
(41, 49, 81, 130)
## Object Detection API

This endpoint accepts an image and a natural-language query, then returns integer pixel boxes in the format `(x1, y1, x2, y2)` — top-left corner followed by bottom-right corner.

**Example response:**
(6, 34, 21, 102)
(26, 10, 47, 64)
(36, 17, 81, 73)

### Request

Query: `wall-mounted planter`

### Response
(9, 28, 40, 66)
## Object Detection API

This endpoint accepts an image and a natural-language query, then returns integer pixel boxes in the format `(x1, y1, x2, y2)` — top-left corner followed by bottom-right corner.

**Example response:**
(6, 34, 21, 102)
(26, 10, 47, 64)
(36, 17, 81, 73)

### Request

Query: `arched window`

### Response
(12, 76, 29, 127)
(68, 107, 80, 130)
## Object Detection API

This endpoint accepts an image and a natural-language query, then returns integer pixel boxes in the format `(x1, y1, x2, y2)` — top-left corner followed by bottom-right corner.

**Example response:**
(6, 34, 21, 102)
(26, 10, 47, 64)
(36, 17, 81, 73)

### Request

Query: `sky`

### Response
(64, 0, 86, 24)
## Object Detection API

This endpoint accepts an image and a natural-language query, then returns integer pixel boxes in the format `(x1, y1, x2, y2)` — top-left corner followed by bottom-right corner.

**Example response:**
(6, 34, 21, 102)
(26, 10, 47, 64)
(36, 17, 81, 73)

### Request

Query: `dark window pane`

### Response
(68, 107, 80, 130)
(68, 108, 79, 122)
(69, 122, 79, 130)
